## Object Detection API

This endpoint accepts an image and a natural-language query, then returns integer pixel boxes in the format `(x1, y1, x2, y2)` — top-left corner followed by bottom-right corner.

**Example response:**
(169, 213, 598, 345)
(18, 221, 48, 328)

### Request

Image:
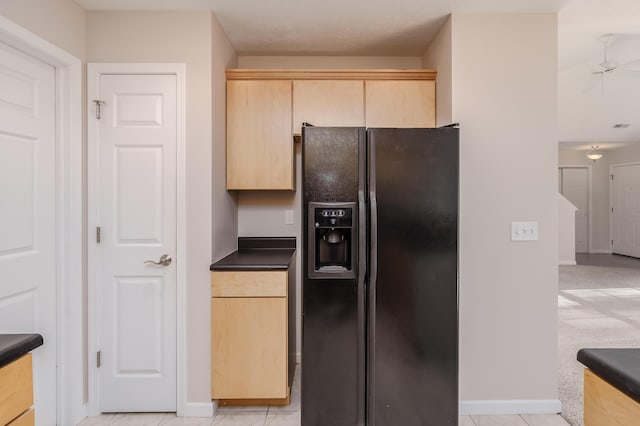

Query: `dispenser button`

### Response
(330, 218, 337, 225)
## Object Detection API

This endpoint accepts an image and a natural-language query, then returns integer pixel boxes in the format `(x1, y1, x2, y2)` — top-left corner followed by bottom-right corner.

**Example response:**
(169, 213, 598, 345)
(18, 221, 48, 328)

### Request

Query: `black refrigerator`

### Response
(301, 127, 459, 426)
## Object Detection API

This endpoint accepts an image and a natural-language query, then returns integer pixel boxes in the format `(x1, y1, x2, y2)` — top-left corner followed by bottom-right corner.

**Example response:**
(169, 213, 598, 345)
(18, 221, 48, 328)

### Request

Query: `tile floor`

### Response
(80, 365, 569, 425)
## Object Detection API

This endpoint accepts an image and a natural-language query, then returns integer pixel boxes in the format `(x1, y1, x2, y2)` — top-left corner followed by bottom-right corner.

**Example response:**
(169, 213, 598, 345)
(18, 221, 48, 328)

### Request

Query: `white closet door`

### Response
(612, 164, 640, 258)
(95, 73, 177, 411)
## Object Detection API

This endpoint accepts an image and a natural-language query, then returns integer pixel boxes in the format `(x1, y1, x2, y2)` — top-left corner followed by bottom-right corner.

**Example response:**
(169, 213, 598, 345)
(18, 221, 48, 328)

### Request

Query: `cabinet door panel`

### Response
(227, 80, 293, 190)
(365, 80, 435, 128)
(7, 409, 34, 426)
(211, 297, 287, 399)
(0, 354, 32, 426)
(293, 80, 364, 134)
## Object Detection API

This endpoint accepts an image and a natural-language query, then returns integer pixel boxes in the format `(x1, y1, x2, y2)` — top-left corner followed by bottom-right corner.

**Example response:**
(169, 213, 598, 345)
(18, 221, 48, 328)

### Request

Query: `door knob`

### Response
(144, 254, 172, 266)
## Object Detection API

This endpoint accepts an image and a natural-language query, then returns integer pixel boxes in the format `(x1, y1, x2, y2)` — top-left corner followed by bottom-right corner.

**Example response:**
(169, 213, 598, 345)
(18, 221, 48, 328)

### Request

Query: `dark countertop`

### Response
(578, 348, 640, 403)
(210, 237, 296, 271)
(0, 333, 43, 368)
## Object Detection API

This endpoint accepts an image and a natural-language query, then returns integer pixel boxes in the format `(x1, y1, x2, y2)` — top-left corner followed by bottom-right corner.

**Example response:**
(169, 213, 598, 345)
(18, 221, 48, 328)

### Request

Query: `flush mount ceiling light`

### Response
(586, 145, 603, 161)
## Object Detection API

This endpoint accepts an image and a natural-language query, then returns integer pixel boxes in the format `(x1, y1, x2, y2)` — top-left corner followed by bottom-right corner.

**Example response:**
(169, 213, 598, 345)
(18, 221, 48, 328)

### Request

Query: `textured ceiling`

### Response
(74, 0, 571, 55)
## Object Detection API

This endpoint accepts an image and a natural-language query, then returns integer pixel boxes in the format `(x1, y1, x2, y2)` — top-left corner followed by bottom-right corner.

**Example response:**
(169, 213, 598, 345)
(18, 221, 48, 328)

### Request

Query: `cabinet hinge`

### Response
(97, 351, 101, 368)
(96, 226, 101, 244)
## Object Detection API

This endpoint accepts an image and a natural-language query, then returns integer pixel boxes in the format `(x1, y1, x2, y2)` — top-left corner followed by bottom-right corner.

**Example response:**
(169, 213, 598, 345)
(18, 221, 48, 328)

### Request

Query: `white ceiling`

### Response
(559, 0, 640, 147)
(74, 0, 571, 55)
(74, 0, 640, 147)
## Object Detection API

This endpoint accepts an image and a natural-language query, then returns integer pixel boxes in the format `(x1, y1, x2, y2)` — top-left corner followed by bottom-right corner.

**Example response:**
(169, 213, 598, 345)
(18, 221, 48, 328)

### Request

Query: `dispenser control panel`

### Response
(321, 209, 346, 217)
(315, 208, 352, 228)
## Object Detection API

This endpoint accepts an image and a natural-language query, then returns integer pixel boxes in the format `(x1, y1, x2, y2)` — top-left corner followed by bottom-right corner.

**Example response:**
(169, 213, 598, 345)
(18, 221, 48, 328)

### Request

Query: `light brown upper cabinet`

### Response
(226, 80, 294, 190)
(365, 80, 436, 128)
(292, 80, 365, 135)
(225, 70, 436, 190)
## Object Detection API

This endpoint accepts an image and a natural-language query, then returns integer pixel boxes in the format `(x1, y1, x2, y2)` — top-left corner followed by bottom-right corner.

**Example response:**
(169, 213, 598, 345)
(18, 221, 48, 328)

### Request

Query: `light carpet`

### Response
(558, 254, 640, 426)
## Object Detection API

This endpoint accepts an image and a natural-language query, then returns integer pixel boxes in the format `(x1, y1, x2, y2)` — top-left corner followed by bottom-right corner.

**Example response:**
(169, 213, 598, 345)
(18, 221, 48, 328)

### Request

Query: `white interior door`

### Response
(0, 41, 57, 424)
(611, 164, 640, 258)
(95, 73, 177, 412)
(560, 167, 589, 253)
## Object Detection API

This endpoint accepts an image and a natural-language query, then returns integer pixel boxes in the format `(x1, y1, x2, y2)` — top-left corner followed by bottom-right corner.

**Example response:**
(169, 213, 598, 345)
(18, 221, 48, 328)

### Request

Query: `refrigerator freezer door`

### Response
(367, 128, 459, 426)
(302, 127, 366, 426)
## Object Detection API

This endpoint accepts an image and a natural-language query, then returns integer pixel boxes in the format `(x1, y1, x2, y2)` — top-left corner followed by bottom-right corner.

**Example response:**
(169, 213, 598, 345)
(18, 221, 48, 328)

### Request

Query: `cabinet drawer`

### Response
(0, 354, 33, 426)
(8, 409, 34, 426)
(211, 271, 287, 297)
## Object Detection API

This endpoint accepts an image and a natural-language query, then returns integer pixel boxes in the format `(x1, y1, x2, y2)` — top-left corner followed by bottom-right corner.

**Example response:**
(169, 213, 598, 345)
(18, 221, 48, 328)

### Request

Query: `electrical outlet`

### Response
(511, 222, 538, 241)
(285, 209, 295, 225)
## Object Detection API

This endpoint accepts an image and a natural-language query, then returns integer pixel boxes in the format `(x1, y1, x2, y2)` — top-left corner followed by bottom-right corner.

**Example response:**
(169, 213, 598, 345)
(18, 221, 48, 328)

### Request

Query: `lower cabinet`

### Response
(0, 354, 34, 426)
(211, 270, 291, 403)
(7, 410, 33, 426)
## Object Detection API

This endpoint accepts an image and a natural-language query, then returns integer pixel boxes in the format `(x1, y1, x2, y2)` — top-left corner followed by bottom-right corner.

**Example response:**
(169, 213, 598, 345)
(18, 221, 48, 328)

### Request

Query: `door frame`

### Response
(87, 63, 187, 415)
(558, 165, 593, 253)
(0, 16, 83, 426)
(609, 162, 640, 255)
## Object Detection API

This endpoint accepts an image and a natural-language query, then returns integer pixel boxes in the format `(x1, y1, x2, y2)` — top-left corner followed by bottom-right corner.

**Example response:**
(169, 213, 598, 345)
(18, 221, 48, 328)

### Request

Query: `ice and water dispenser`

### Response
(307, 202, 357, 279)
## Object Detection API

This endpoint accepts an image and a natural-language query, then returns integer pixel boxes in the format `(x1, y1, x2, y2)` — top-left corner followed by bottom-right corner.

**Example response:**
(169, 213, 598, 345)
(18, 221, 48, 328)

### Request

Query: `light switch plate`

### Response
(511, 222, 538, 241)
(285, 209, 295, 225)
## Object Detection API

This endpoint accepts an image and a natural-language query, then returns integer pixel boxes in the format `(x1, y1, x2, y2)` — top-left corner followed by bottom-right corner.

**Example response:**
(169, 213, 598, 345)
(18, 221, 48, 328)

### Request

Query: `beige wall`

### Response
(559, 142, 640, 253)
(449, 14, 559, 407)
(422, 16, 452, 127)
(238, 55, 422, 69)
(211, 16, 239, 265)
(86, 10, 238, 406)
(0, 0, 85, 60)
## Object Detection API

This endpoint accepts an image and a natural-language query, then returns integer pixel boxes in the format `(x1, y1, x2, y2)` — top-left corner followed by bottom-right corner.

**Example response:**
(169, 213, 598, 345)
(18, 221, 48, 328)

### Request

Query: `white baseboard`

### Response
(180, 401, 214, 418)
(460, 399, 561, 416)
(72, 402, 89, 425)
(589, 249, 612, 254)
(559, 260, 577, 266)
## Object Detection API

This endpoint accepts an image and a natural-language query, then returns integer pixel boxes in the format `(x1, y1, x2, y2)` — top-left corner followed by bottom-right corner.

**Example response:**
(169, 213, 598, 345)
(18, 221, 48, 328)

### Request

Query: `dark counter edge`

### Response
(0, 333, 44, 368)
(210, 237, 296, 271)
(577, 348, 640, 403)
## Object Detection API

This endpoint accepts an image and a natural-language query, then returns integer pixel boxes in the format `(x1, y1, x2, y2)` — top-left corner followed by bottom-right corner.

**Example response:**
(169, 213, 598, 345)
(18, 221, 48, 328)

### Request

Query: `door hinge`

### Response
(612, 239, 614, 245)
(96, 226, 101, 244)
(611, 174, 614, 181)
(612, 207, 614, 213)
(93, 100, 105, 119)
(97, 351, 101, 368)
